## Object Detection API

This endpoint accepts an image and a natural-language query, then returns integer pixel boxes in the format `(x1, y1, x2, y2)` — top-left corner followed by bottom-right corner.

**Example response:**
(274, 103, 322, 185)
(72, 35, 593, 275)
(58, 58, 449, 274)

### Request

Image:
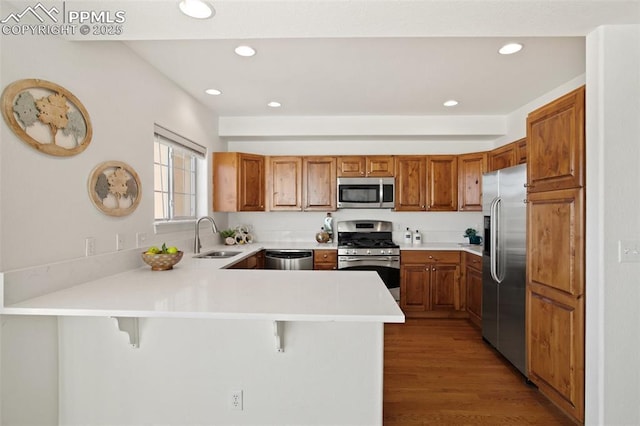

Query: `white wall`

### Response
(0, 35, 222, 425)
(58, 318, 383, 426)
(585, 25, 640, 425)
(492, 73, 586, 148)
(0, 37, 224, 271)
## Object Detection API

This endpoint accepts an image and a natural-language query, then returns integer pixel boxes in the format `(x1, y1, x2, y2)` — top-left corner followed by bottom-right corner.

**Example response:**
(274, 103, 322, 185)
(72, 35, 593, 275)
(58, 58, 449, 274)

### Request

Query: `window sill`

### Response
(154, 219, 195, 234)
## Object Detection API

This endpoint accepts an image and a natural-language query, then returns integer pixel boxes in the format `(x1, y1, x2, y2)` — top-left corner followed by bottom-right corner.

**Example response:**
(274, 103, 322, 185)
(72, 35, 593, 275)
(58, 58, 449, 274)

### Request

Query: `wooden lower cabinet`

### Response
(228, 250, 265, 269)
(400, 250, 465, 318)
(527, 282, 584, 422)
(464, 252, 482, 328)
(313, 249, 337, 270)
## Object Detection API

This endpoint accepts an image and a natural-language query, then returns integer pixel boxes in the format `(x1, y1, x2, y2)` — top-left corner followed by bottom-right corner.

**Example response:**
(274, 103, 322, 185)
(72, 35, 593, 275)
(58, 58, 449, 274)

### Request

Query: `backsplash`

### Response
(229, 210, 483, 244)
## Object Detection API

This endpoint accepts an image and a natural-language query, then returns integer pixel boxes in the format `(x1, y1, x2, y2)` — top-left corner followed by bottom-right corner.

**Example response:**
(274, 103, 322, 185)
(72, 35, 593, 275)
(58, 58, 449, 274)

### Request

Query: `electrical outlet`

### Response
(230, 390, 243, 411)
(136, 232, 147, 248)
(116, 234, 124, 251)
(85, 237, 96, 256)
(619, 240, 640, 263)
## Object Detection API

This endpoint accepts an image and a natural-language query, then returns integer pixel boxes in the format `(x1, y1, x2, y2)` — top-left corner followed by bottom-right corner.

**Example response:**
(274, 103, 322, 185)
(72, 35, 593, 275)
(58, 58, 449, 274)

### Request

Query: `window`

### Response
(154, 124, 206, 222)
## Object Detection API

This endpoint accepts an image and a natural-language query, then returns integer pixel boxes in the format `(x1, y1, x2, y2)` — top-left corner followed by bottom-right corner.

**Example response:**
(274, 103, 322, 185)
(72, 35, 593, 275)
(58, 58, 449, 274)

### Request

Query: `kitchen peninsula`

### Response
(1, 244, 404, 425)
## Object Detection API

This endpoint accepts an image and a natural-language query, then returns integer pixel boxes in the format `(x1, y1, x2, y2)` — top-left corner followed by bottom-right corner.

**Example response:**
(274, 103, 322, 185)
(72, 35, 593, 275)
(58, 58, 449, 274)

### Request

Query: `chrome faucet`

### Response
(194, 216, 219, 254)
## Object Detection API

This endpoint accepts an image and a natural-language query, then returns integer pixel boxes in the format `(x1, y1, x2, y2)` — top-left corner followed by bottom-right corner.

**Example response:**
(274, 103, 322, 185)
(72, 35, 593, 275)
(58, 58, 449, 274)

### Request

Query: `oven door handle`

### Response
(340, 256, 399, 262)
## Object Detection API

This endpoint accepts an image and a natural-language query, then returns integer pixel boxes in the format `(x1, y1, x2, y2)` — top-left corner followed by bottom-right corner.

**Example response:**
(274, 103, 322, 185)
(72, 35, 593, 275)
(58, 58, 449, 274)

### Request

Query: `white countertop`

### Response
(2, 244, 404, 323)
(1, 240, 482, 322)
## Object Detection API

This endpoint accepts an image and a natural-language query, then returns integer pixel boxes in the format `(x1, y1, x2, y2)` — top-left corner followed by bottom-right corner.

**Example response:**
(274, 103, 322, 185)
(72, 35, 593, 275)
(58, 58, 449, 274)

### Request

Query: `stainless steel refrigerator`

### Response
(482, 163, 527, 376)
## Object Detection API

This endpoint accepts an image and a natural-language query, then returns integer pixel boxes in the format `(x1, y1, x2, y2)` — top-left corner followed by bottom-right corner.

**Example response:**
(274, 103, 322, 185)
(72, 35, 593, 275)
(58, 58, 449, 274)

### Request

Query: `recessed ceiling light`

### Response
(498, 43, 523, 55)
(205, 88, 222, 95)
(267, 101, 282, 108)
(235, 45, 256, 57)
(443, 100, 459, 107)
(179, 0, 215, 19)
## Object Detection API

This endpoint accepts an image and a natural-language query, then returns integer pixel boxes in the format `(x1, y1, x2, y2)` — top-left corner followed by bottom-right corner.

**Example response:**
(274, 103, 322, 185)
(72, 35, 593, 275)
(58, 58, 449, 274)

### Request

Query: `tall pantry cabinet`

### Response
(525, 86, 585, 423)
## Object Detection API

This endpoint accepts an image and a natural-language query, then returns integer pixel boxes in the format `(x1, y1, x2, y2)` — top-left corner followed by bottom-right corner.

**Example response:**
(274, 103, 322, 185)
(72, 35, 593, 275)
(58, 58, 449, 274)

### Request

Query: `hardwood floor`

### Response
(383, 319, 576, 425)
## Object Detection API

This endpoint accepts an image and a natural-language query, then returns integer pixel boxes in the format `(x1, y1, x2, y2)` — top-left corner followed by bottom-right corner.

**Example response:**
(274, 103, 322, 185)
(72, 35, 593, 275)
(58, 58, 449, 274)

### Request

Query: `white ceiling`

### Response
(99, 1, 640, 117)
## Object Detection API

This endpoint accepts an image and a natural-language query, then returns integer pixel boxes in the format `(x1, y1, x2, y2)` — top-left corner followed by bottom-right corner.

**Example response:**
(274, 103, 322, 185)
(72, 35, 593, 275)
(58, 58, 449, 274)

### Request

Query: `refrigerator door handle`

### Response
(490, 197, 503, 283)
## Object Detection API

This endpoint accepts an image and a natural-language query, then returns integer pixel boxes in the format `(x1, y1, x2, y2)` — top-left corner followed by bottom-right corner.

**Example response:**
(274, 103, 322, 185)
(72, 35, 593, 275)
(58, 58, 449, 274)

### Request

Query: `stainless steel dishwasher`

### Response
(265, 249, 314, 270)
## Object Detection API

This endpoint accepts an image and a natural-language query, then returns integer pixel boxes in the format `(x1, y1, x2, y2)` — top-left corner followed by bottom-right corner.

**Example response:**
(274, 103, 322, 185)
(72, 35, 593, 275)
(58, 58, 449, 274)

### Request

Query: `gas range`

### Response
(337, 220, 400, 256)
(336, 220, 400, 301)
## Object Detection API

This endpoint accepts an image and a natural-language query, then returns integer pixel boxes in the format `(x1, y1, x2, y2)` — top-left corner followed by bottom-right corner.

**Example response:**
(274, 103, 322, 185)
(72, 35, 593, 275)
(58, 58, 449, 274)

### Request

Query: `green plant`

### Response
(463, 228, 477, 238)
(220, 229, 236, 238)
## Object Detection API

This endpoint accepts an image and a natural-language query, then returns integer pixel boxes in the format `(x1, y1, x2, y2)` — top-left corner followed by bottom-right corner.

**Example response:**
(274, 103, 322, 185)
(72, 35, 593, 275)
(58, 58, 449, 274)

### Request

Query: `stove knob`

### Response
(380, 249, 385, 255)
(366, 249, 371, 255)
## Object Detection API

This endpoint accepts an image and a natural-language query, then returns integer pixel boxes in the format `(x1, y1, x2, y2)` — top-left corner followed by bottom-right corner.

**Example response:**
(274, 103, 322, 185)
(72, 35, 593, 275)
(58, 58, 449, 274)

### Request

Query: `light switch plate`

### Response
(136, 232, 147, 248)
(618, 240, 640, 263)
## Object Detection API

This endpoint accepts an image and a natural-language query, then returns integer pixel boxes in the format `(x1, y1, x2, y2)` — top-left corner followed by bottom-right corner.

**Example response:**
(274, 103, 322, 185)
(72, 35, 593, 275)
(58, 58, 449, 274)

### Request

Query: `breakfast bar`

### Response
(1, 246, 404, 425)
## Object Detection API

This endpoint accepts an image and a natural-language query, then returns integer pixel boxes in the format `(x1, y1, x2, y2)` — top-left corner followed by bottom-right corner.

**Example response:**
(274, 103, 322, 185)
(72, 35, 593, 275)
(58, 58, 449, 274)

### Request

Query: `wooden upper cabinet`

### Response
(457, 152, 486, 212)
(516, 138, 527, 164)
(527, 85, 585, 192)
(366, 156, 395, 177)
(337, 156, 366, 177)
(212, 152, 265, 212)
(426, 155, 458, 211)
(337, 155, 394, 177)
(488, 143, 516, 172)
(395, 156, 426, 211)
(267, 156, 303, 211)
(303, 156, 337, 211)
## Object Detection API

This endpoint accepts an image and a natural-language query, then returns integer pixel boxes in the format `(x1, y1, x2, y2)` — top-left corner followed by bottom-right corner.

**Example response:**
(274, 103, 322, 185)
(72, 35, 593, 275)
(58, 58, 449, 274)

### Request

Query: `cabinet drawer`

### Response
(314, 249, 337, 263)
(464, 251, 482, 271)
(401, 250, 460, 264)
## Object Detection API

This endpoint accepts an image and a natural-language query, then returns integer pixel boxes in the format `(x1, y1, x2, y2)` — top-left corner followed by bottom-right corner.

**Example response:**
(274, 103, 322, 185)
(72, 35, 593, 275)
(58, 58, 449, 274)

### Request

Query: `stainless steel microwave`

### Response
(337, 177, 395, 209)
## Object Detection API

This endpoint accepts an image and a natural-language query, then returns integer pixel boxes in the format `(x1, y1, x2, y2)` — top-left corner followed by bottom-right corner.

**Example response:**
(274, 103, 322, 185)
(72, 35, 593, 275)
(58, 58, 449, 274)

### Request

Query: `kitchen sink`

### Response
(193, 250, 242, 259)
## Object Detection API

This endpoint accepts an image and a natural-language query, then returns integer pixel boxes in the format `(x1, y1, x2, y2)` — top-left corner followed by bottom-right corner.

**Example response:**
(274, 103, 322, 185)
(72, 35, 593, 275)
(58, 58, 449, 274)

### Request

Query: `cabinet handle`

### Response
(432, 267, 436, 271)
(428, 255, 433, 259)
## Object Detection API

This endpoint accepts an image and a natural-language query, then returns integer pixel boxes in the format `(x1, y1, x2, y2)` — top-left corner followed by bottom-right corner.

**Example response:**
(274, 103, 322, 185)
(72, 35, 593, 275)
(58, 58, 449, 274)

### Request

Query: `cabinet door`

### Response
(516, 138, 527, 164)
(527, 86, 585, 192)
(366, 156, 395, 177)
(238, 154, 265, 211)
(213, 152, 265, 212)
(527, 284, 584, 422)
(466, 266, 482, 327)
(337, 156, 365, 177)
(268, 156, 303, 211)
(303, 156, 336, 211)
(457, 152, 486, 211)
(395, 156, 426, 211)
(400, 264, 430, 312)
(426, 155, 458, 211)
(527, 188, 584, 297)
(488, 143, 516, 172)
(430, 264, 460, 310)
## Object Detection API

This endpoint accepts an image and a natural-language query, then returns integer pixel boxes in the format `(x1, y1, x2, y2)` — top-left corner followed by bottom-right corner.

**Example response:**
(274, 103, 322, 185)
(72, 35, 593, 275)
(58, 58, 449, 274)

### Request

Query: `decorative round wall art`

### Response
(88, 161, 141, 217)
(1, 79, 92, 156)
